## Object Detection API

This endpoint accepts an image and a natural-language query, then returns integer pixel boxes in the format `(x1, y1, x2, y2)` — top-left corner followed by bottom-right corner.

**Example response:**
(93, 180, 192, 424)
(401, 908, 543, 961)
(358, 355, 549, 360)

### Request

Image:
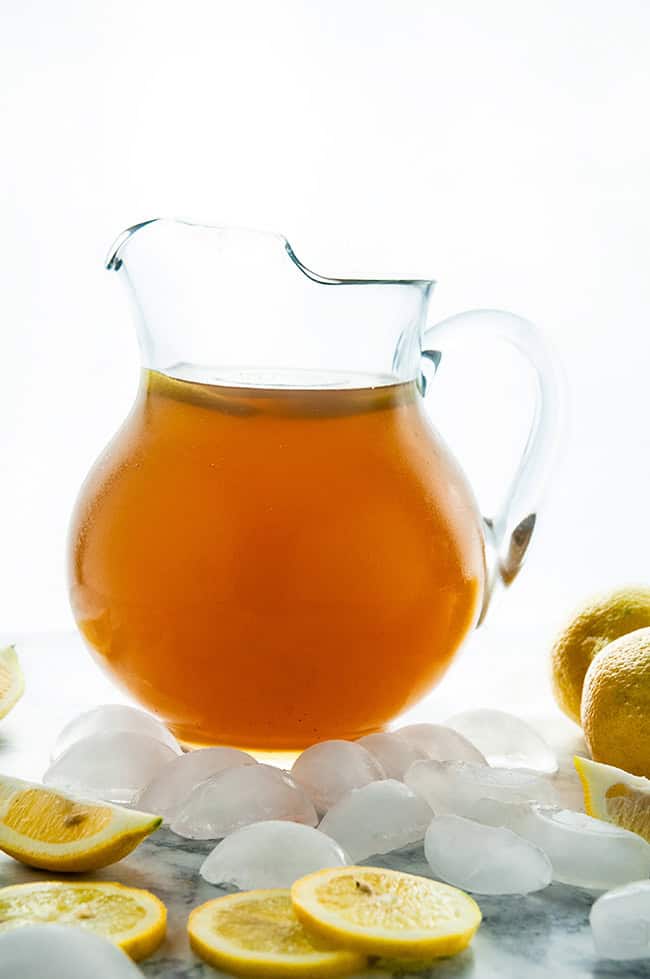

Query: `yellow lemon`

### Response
(580, 627, 650, 776)
(0, 774, 161, 871)
(0, 880, 166, 960)
(0, 646, 24, 720)
(550, 587, 650, 723)
(290, 866, 481, 960)
(575, 754, 650, 841)
(188, 889, 366, 977)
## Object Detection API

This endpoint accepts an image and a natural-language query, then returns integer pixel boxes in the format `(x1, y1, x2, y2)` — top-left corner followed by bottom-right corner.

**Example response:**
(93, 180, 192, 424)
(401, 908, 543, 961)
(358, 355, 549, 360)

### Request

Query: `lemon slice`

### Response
(290, 866, 481, 960)
(0, 646, 24, 720)
(188, 889, 366, 977)
(0, 774, 161, 871)
(0, 880, 166, 960)
(575, 755, 650, 841)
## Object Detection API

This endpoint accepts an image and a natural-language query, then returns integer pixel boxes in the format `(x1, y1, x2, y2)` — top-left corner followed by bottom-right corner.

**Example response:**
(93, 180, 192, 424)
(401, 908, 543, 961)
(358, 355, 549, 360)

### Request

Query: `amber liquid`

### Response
(69, 369, 485, 749)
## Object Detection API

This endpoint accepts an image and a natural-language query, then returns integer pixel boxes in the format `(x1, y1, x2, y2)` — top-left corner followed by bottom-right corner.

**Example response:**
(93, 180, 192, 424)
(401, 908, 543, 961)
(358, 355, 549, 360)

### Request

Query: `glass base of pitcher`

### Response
(172, 724, 385, 762)
(179, 741, 303, 768)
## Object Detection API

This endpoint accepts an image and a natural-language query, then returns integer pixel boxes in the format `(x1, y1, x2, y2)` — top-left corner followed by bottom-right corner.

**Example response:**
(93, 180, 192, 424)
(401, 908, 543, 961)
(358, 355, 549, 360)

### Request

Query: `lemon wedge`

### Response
(0, 774, 161, 871)
(290, 866, 481, 960)
(575, 755, 650, 841)
(0, 646, 24, 720)
(0, 880, 166, 960)
(188, 889, 366, 977)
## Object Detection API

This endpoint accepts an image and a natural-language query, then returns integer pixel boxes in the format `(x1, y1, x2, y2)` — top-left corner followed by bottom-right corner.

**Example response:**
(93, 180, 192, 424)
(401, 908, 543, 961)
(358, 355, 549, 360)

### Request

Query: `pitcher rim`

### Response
(105, 217, 436, 289)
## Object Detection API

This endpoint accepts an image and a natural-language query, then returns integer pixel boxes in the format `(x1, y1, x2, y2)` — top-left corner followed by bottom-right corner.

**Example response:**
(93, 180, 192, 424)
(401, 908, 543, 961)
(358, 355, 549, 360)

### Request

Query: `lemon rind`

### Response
(573, 755, 598, 817)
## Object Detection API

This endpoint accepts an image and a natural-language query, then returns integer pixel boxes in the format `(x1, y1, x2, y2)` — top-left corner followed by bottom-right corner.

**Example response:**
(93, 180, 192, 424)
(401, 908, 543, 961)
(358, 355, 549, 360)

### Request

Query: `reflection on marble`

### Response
(2, 829, 650, 978)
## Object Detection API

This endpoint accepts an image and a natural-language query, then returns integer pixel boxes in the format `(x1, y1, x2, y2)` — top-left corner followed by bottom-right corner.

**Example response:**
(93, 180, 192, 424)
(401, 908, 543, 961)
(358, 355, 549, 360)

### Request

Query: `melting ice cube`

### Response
(424, 813, 552, 895)
(472, 798, 650, 889)
(170, 763, 317, 839)
(591, 880, 650, 960)
(0, 924, 143, 979)
(395, 724, 486, 765)
(51, 704, 181, 761)
(43, 731, 178, 805)
(291, 740, 385, 813)
(405, 759, 558, 814)
(318, 779, 433, 861)
(135, 746, 257, 819)
(446, 709, 558, 773)
(200, 820, 348, 888)
(357, 733, 427, 780)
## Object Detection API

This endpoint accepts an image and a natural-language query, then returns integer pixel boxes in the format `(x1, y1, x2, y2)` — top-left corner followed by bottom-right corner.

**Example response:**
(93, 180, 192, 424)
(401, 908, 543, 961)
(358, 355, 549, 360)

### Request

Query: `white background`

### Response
(2, 0, 649, 635)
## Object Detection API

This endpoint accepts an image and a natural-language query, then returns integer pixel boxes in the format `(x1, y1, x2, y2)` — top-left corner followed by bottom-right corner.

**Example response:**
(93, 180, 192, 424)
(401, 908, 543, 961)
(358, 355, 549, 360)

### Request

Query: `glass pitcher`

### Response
(68, 219, 559, 750)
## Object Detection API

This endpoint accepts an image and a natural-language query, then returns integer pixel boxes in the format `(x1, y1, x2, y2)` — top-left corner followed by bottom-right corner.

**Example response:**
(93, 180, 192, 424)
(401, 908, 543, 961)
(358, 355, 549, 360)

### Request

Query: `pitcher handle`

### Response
(421, 309, 562, 622)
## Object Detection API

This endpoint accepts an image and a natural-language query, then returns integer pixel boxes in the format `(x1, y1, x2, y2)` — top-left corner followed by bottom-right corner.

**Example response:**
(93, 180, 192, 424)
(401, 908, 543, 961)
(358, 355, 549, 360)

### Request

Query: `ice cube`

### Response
(200, 819, 348, 888)
(552, 767, 586, 812)
(395, 724, 486, 765)
(51, 704, 181, 760)
(171, 763, 317, 839)
(471, 798, 650, 889)
(43, 731, 178, 805)
(405, 759, 558, 814)
(319, 779, 433, 861)
(135, 746, 257, 819)
(357, 733, 427, 780)
(291, 740, 385, 813)
(446, 709, 558, 773)
(424, 813, 552, 895)
(591, 880, 650, 960)
(0, 924, 143, 979)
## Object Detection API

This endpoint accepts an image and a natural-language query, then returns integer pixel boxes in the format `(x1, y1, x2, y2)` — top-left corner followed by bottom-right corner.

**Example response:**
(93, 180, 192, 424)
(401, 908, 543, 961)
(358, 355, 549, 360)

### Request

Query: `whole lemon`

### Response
(550, 588, 650, 724)
(581, 627, 650, 777)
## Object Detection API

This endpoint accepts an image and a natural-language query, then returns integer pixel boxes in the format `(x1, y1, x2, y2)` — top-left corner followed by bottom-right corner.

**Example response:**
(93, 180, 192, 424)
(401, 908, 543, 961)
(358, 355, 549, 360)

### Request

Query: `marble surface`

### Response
(1, 630, 650, 977)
